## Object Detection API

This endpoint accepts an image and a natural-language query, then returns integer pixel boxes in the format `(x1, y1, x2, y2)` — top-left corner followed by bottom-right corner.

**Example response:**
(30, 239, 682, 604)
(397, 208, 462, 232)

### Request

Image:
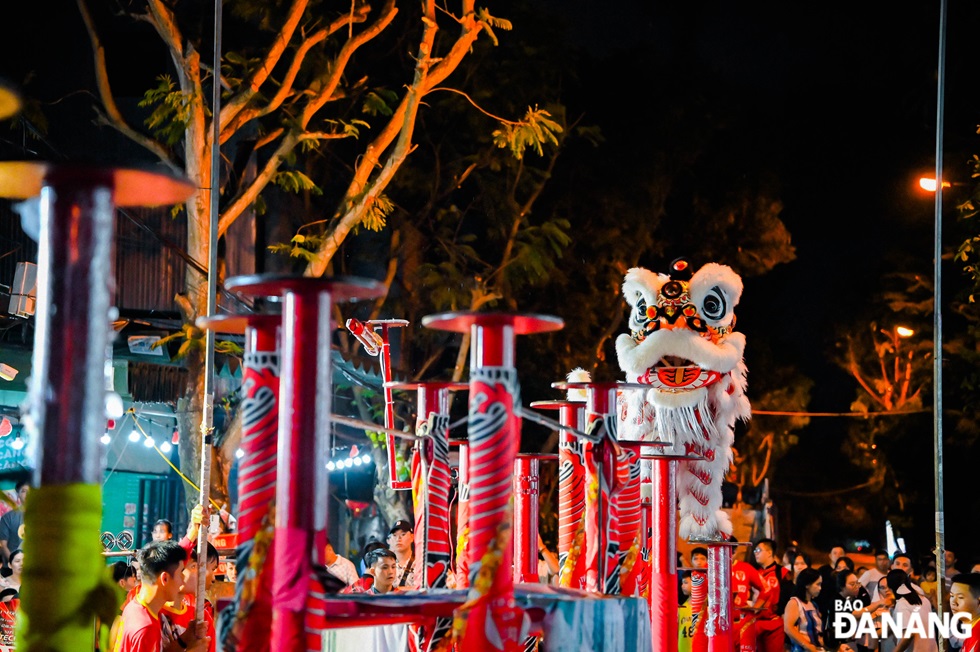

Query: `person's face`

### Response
(162, 561, 185, 602)
(388, 529, 413, 554)
(181, 559, 199, 594)
(682, 576, 692, 596)
(16, 485, 28, 503)
(878, 580, 894, 607)
(691, 553, 708, 570)
(324, 542, 338, 565)
(808, 577, 823, 600)
(793, 555, 809, 577)
(835, 558, 850, 573)
(830, 547, 845, 564)
(204, 558, 218, 590)
(753, 544, 774, 567)
(842, 573, 861, 599)
(945, 551, 956, 568)
(950, 583, 980, 617)
(892, 556, 912, 574)
(9, 553, 22, 576)
(371, 557, 398, 593)
(151, 524, 172, 542)
(876, 554, 891, 573)
(119, 574, 137, 591)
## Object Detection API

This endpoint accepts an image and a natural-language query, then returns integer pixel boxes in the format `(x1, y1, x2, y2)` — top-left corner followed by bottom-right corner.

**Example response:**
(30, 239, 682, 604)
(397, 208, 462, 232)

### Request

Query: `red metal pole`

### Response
(706, 542, 733, 652)
(225, 276, 384, 652)
(422, 312, 562, 652)
(0, 162, 192, 651)
(455, 443, 471, 590)
(582, 384, 621, 594)
(513, 455, 540, 584)
(529, 400, 587, 589)
(198, 314, 281, 652)
(651, 458, 679, 652)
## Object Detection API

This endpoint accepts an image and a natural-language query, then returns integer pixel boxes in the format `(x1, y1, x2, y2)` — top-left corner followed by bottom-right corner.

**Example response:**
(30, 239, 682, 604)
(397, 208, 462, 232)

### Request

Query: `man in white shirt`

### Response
(860, 549, 892, 595)
(324, 538, 359, 587)
(387, 520, 416, 589)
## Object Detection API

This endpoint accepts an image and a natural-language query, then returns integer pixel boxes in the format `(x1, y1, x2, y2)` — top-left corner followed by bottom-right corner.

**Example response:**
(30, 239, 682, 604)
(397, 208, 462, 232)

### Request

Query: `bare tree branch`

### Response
(219, 0, 310, 134)
(76, 0, 173, 164)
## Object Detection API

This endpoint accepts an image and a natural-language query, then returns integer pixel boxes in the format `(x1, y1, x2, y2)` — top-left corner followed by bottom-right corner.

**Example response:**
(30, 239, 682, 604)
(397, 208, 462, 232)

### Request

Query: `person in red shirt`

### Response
(162, 541, 218, 652)
(113, 540, 188, 652)
(753, 538, 789, 652)
(732, 541, 772, 652)
(950, 573, 980, 652)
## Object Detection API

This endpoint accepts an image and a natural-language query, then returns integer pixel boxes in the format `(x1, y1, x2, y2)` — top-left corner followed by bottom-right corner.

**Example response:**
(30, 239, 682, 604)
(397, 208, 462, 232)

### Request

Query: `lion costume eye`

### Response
(701, 287, 727, 320)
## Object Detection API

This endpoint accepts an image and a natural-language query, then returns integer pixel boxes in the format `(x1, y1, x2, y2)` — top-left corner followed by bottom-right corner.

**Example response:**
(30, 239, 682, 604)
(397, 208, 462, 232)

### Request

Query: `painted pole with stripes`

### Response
(0, 162, 192, 650)
(529, 398, 587, 590)
(423, 312, 563, 652)
(225, 275, 384, 651)
(197, 313, 281, 651)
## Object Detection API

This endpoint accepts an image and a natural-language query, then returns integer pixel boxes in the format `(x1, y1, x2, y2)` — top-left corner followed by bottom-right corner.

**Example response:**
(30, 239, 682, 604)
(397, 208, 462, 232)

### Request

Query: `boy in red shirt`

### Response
(113, 540, 187, 652)
(162, 541, 219, 652)
(950, 573, 980, 652)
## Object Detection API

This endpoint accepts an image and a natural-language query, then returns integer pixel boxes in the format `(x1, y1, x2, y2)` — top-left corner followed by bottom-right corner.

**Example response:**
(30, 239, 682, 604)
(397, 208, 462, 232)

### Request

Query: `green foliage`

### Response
(492, 107, 562, 159)
(362, 90, 398, 118)
(273, 169, 323, 195)
(358, 194, 394, 232)
(151, 324, 242, 360)
(475, 8, 513, 47)
(138, 76, 194, 146)
(268, 232, 328, 262)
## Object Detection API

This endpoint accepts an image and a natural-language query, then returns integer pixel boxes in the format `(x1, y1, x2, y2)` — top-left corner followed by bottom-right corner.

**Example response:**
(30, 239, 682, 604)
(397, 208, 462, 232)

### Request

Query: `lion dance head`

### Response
(616, 258, 750, 540)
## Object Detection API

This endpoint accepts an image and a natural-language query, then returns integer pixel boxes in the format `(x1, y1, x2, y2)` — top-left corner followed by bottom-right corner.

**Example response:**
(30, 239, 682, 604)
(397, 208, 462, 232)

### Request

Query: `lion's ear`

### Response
(688, 263, 742, 328)
(622, 267, 664, 308)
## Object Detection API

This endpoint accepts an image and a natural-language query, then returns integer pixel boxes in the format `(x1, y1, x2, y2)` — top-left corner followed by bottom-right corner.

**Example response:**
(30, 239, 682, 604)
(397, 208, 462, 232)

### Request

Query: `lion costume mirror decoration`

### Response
(616, 258, 750, 540)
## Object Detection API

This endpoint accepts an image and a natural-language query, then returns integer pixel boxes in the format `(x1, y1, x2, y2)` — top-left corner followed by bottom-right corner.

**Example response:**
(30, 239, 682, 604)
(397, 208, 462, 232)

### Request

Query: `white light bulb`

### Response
(235, 448, 245, 459)
(344, 458, 353, 468)
(101, 433, 112, 445)
(361, 454, 372, 464)
(128, 430, 141, 442)
(10, 438, 24, 451)
(143, 437, 154, 448)
(353, 457, 362, 466)
(326, 461, 336, 471)
(105, 393, 124, 419)
(160, 441, 172, 454)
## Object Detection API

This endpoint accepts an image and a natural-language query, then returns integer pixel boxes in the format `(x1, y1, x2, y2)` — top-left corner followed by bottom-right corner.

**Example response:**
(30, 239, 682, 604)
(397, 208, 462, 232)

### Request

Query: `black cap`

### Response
(388, 519, 413, 536)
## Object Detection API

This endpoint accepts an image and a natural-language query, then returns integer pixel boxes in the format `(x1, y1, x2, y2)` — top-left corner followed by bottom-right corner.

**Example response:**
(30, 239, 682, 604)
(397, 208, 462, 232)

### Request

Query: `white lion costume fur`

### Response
(616, 261, 750, 540)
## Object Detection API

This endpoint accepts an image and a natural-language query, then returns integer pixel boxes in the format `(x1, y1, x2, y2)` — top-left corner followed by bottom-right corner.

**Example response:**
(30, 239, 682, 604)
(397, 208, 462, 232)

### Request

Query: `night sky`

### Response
(3, 1, 980, 559)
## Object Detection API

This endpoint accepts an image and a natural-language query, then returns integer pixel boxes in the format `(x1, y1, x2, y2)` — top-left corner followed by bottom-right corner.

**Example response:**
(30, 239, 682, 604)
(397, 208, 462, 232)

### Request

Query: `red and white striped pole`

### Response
(197, 313, 281, 651)
(225, 275, 384, 651)
(423, 312, 563, 652)
(528, 400, 587, 590)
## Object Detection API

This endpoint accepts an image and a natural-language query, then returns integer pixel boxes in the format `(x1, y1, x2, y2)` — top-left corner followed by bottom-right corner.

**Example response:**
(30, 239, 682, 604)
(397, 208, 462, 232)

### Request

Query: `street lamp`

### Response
(895, 326, 915, 338)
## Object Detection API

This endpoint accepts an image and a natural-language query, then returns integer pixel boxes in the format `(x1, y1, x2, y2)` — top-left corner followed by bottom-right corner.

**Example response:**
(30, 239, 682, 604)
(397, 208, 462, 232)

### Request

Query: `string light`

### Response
(101, 432, 111, 445)
(128, 429, 141, 442)
(235, 448, 245, 459)
(10, 437, 24, 451)
(160, 441, 172, 454)
(143, 436, 155, 448)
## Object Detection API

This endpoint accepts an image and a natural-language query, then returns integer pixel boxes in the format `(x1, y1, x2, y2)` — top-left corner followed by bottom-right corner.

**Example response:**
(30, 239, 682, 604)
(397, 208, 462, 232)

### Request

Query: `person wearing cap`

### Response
(387, 520, 416, 589)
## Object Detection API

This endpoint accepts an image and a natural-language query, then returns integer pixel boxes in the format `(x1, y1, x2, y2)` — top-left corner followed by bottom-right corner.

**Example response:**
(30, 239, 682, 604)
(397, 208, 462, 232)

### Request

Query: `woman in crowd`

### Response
(784, 568, 826, 652)
(0, 549, 22, 593)
(886, 569, 938, 652)
(792, 552, 813, 582)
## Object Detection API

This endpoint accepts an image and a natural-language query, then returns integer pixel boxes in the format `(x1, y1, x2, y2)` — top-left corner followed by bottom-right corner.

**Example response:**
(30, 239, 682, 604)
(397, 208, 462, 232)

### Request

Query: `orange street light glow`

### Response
(918, 177, 951, 192)
(896, 326, 915, 338)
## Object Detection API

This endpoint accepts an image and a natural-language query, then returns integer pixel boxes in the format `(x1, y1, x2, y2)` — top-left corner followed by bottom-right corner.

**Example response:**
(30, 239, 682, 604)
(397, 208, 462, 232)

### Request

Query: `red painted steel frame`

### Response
(652, 458, 679, 652)
(224, 275, 384, 651)
(528, 400, 587, 590)
(199, 314, 282, 651)
(706, 542, 734, 652)
(422, 312, 562, 652)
